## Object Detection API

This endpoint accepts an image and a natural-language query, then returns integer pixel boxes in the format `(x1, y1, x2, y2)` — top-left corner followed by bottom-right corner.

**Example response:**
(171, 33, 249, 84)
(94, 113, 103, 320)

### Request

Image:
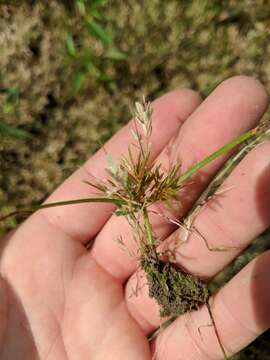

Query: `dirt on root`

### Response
(140, 248, 210, 318)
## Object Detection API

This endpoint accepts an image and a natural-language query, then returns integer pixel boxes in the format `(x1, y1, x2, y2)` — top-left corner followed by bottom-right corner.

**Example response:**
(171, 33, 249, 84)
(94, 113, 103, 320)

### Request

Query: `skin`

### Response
(0, 76, 270, 360)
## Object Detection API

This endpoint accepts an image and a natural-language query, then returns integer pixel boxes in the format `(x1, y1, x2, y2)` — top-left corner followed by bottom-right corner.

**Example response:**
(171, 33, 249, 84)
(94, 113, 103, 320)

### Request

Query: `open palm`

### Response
(1, 76, 270, 360)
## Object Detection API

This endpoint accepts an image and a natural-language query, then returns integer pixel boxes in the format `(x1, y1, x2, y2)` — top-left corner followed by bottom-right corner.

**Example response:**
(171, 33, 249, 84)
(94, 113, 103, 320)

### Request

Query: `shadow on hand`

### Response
(0, 277, 37, 359)
(251, 162, 270, 336)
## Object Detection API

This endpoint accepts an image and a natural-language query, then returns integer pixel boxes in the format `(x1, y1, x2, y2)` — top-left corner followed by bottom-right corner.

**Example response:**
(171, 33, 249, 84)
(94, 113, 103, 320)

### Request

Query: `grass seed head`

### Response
(134, 96, 153, 138)
(101, 100, 183, 216)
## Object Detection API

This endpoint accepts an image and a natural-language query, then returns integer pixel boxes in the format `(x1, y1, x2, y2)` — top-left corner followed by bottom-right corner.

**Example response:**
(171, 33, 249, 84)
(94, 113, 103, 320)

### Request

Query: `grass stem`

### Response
(143, 208, 155, 247)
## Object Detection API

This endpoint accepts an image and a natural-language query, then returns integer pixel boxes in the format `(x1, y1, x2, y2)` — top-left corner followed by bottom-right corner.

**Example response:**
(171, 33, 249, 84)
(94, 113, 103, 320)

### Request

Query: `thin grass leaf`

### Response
(86, 18, 112, 46)
(66, 33, 77, 57)
(73, 71, 86, 95)
(91, 8, 103, 20)
(105, 46, 128, 60)
(0, 197, 127, 222)
(0, 122, 31, 140)
(1, 87, 20, 114)
(83, 180, 107, 192)
(91, 0, 107, 6)
(75, 0, 86, 15)
(177, 129, 258, 184)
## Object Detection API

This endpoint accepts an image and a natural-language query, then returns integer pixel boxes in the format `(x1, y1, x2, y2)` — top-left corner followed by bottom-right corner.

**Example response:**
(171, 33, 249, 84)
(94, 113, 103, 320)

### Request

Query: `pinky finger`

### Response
(152, 250, 270, 360)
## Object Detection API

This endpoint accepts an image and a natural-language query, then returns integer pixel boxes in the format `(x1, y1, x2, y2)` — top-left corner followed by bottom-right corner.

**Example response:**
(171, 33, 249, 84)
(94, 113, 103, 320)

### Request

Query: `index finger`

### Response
(37, 90, 202, 243)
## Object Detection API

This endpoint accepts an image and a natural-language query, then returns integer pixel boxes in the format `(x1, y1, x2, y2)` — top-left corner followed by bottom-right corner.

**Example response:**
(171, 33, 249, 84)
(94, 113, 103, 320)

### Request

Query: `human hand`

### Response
(0, 76, 270, 359)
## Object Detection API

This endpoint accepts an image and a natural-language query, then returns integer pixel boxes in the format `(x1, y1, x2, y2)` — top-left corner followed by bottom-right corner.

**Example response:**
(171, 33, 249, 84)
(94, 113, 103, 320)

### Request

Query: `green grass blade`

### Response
(66, 33, 77, 57)
(178, 129, 257, 184)
(105, 46, 128, 60)
(86, 18, 112, 46)
(143, 208, 155, 246)
(34, 197, 126, 209)
(0, 122, 31, 140)
(0, 197, 126, 222)
(73, 71, 86, 95)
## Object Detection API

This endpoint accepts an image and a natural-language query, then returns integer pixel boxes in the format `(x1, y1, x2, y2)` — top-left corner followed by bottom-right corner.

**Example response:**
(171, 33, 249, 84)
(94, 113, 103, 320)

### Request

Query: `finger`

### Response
(125, 140, 270, 334)
(92, 76, 268, 281)
(38, 89, 202, 243)
(152, 250, 270, 360)
(161, 140, 270, 278)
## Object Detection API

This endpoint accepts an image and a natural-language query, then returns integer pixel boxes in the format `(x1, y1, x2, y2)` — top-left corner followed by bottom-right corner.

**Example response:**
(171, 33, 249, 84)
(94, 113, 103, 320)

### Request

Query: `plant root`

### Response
(140, 247, 210, 317)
